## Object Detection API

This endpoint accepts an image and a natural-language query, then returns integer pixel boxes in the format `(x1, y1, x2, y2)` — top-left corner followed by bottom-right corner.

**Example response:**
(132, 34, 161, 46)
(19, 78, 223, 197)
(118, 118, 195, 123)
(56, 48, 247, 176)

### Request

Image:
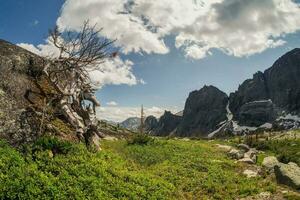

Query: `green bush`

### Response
(31, 137, 74, 155)
(127, 133, 154, 145)
(253, 139, 300, 165)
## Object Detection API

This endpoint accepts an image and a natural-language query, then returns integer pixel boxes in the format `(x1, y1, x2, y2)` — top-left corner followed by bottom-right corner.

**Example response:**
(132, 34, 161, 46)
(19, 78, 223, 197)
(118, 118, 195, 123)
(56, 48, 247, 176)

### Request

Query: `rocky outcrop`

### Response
(177, 86, 228, 137)
(262, 156, 280, 172)
(227, 144, 258, 164)
(0, 39, 102, 148)
(144, 115, 158, 134)
(229, 71, 269, 117)
(238, 100, 276, 127)
(265, 48, 300, 114)
(229, 48, 300, 127)
(154, 111, 181, 136)
(275, 162, 300, 190)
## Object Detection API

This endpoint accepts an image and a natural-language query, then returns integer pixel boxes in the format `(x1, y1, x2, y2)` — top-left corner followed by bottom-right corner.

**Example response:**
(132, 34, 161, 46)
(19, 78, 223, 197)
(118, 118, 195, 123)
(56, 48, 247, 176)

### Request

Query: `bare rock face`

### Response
(144, 115, 158, 134)
(229, 71, 269, 117)
(229, 48, 300, 127)
(0, 39, 86, 146)
(264, 48, 300, 114)
(238, 100, 276, 127)
(177, 85, 228, 137)
(154, 111, 181, 136)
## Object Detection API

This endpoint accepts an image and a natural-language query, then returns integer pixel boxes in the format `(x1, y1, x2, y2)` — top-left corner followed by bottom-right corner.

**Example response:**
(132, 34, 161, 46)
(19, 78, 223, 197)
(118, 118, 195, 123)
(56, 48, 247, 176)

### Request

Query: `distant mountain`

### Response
(119, 117, 141, 131)
(145, 48, 300, 138)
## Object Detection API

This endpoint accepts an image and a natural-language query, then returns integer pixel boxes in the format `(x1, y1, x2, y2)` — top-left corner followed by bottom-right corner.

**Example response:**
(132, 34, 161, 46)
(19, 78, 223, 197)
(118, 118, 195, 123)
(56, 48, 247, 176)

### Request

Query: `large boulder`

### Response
(177, 85, 228, 137)
(262, 156, 279, 172)
(274, 162, 300, 190)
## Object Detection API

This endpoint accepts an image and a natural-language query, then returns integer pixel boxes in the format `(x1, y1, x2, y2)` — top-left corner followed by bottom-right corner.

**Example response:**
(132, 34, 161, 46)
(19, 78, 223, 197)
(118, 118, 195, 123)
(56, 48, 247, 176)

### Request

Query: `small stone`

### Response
(258, 191, 271, 198)
(243, 169, 258, 178)
(237, 144, 250, 151)
(238, 157, 255, 164)
(228, 149, 244, 160)
(216, 144, 232, 152)
(262, 156, 279, 171)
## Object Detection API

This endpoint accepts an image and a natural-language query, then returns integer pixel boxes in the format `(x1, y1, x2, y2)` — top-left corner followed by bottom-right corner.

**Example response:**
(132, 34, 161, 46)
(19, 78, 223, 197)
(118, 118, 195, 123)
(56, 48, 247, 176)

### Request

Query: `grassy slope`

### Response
(0, 138, 282, 200)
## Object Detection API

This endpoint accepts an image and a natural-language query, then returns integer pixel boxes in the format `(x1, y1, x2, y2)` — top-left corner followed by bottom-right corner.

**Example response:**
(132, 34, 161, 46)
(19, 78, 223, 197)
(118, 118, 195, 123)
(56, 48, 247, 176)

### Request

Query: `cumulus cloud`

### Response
(17, 40, 141, 89)
(57, 0, 169, 54)
(96, 106, 178, 122)
(57, 0, 300, 59)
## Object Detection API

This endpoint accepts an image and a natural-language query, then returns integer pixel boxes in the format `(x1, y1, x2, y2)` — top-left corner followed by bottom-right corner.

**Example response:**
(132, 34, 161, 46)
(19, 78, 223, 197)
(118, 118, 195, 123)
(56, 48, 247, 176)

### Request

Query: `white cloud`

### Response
(96, 106, 178, 122)
(89, 57, 139, 89)
(57, 0, 300, 59)
(57, 0, 169, 54)
(106, 101, 118, 106)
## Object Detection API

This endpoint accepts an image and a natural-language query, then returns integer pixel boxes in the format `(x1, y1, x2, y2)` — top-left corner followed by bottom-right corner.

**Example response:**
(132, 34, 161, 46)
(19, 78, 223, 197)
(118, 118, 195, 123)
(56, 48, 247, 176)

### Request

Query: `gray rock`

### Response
(244, 148, 258, 163)
(228, 149, 244, 160)
(229, 71, 270, 120)
(265, 48, 300, 114)
(215, 144, 233, 152)
(238, 157, 255, 164)
(229, 48, 300, 127)
(177, 85, 228, 137)
(144, 115, 158, 133)
(237, 144, 250, 151)
(274, 162, 300, 190)
(154, 111, 182, 136)
(262, 156, 279, 172)
(238, 100, 276, 127)
(243, 169, 258, 178)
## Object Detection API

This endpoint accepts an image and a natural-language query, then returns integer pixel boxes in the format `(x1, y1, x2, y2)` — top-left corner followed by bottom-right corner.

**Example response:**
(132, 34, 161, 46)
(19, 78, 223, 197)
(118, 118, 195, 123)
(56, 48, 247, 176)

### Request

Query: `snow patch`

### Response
(259, 123, 273, 129)
(245, 99, 272, 105)
(278, 114, 300, 122)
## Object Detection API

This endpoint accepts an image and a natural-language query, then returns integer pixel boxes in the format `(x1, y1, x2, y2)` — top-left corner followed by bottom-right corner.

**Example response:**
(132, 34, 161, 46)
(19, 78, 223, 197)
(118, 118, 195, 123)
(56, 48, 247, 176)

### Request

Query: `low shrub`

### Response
(32, 137, 74, 155)
(127, 133, 154, 145)
(253, 139, 300, 165)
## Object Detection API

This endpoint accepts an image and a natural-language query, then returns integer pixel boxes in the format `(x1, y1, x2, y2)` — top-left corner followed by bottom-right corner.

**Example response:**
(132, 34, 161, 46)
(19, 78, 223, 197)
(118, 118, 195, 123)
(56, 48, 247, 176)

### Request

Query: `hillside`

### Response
(0, 133, 299, 199)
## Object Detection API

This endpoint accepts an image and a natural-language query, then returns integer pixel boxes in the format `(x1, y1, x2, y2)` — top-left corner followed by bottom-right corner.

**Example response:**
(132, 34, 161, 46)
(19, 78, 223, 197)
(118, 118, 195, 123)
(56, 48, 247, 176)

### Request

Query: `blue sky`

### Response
(1, 0, 300, 121)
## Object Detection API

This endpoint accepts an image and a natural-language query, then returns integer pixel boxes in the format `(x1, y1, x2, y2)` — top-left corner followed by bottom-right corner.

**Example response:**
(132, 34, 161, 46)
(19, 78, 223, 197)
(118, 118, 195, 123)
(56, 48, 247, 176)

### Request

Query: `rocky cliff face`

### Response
(150, 48, 300, 137)
(177, 86, 228, 137)
(144, 115, 158, 134)
(229, 71, 269, 117)
(229, 48, 300, 127)
(153, 111, 182, 136)
(0, 40, 78, 145)
(264, 48, 300, 114)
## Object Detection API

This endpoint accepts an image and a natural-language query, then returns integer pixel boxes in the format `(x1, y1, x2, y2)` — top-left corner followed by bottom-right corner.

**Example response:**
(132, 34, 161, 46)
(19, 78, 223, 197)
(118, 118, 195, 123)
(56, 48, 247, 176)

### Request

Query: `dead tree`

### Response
(42, 21, 116, 150)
